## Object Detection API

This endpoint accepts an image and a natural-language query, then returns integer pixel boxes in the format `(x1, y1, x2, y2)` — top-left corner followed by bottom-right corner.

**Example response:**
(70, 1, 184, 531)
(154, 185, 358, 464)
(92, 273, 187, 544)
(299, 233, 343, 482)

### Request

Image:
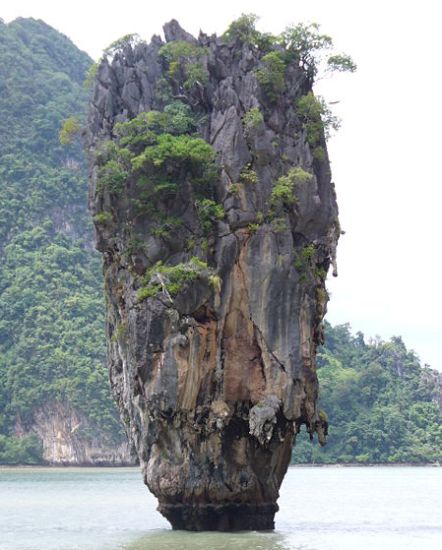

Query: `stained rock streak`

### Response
(87, 20, 338, 531)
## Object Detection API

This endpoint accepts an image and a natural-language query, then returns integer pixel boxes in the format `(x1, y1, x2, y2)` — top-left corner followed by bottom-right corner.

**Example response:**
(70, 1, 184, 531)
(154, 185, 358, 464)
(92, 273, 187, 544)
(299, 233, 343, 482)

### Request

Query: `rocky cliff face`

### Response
(14, 401, 133, 465)
(87, 20, 339, 530)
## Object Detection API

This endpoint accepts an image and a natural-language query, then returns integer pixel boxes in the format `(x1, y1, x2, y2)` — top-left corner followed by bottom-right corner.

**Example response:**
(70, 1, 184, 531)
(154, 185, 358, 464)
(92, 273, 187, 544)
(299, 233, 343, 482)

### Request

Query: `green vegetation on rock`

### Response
(222, 13, 275, 49)
(222, 16, 356, 81)
(95, 101, 220, 234)
(256, 51, 287, 101)
(196, 199, 225, 233)
(270, 167, 312, 211)
(159, 40, 208, 90)
(239, 164, 258, 185)
(293, 243, 317, 283)
(281, 22, 357, 79)
(297, 92, 341, 144)
(97, 110, 215, 195)
(222, 15, 355, 150)
(137, 257, 209, 300)
(242, 107, 264, 135)
(103, 33, 141, 58)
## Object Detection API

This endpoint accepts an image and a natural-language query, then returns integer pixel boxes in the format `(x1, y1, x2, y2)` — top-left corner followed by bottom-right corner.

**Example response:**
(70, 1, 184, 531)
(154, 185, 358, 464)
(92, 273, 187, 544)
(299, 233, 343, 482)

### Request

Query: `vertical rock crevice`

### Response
(87, 19, 338, 531)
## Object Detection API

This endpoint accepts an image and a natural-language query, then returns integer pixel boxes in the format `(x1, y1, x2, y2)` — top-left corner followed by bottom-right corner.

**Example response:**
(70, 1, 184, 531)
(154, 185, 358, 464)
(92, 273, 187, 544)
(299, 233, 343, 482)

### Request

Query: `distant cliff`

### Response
(87, 17, 342, 529)
(0, 18, 131, 465)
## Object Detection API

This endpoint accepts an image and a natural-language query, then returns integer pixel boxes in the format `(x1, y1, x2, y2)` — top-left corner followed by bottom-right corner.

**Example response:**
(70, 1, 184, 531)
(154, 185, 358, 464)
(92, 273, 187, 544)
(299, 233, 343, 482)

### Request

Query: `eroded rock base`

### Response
(159, 502, 278, 531)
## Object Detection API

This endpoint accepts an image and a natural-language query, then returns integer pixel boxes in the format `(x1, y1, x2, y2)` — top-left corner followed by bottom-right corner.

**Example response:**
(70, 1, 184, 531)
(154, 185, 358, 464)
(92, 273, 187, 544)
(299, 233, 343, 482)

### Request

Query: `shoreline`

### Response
(0, 465, 140, 471)
(290, 462, 441, 468)
(0, 462, 440, 470)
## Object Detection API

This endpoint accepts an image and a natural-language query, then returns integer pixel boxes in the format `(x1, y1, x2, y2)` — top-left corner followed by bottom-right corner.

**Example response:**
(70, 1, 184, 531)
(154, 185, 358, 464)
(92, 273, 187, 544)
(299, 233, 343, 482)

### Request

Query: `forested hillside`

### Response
(293, 323, 442, 464)
(0, 18, 440, 466)
(0, 18, 126, 464)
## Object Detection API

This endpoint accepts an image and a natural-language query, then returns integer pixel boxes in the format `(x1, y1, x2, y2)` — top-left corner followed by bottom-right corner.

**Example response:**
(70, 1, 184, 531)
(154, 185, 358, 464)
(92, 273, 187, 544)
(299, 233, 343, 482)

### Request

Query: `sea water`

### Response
(0, 466, 440, 550)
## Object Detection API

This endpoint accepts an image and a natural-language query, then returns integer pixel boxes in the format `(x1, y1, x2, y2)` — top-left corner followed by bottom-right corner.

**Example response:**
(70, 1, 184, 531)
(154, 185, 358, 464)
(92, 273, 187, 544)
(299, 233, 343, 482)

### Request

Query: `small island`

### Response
(87, 16, 353, 530)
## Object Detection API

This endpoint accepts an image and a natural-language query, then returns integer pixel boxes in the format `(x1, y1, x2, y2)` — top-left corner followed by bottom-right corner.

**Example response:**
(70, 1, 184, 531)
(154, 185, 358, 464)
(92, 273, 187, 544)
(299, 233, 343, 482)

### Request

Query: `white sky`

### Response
(3, 0, 442, 370)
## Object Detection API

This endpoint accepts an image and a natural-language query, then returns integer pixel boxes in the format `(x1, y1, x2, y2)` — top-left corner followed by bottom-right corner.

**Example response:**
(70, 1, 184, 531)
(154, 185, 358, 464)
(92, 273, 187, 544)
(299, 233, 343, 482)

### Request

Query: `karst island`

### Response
(86, 15, 354, 531)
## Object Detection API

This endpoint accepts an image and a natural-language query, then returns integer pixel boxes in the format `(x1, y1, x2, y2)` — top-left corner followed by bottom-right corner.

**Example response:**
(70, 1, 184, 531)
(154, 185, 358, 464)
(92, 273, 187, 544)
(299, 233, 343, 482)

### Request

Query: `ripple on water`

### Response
(124, 530, 304, 550)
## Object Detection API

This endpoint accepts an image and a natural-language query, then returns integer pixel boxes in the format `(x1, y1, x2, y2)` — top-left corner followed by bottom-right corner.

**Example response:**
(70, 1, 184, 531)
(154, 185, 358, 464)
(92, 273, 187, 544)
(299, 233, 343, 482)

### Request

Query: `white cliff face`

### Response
(16, 401, 134, 465)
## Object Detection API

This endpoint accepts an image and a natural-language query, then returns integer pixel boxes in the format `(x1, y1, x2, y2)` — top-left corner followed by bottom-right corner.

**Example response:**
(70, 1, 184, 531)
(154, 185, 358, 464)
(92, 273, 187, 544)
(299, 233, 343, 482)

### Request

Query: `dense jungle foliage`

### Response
(0, 18, 122, 464)
(0, 17, 440, 465)
(293, 323, 442, 464)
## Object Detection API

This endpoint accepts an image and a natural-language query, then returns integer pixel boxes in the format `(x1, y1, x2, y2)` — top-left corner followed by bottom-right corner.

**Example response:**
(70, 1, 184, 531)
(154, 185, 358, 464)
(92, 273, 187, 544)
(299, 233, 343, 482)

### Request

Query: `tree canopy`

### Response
(0, 18, 123, 464)
(293, 323, 442, 464)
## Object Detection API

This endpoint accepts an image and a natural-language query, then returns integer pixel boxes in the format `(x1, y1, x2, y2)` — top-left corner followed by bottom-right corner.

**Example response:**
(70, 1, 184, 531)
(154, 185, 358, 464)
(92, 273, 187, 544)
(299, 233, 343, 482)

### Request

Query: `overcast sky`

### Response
(3, 0, 441, 371)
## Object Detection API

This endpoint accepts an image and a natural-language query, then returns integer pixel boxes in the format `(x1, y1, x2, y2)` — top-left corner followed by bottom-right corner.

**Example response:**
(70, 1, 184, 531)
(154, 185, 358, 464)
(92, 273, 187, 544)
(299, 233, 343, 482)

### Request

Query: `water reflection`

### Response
(125, 530, 306, 550)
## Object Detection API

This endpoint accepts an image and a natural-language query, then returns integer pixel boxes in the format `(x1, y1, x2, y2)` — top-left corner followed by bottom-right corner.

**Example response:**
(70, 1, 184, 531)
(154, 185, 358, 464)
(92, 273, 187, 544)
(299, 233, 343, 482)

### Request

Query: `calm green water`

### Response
(0, 466, 441, 550)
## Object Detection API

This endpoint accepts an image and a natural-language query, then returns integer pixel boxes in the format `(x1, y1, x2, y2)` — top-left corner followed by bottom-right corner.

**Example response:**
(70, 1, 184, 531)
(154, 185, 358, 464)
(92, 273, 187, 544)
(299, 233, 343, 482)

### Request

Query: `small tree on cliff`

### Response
(281, 22, 356, 81)
(223, 15, 356, 83)
(103, 33, 141, 59)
